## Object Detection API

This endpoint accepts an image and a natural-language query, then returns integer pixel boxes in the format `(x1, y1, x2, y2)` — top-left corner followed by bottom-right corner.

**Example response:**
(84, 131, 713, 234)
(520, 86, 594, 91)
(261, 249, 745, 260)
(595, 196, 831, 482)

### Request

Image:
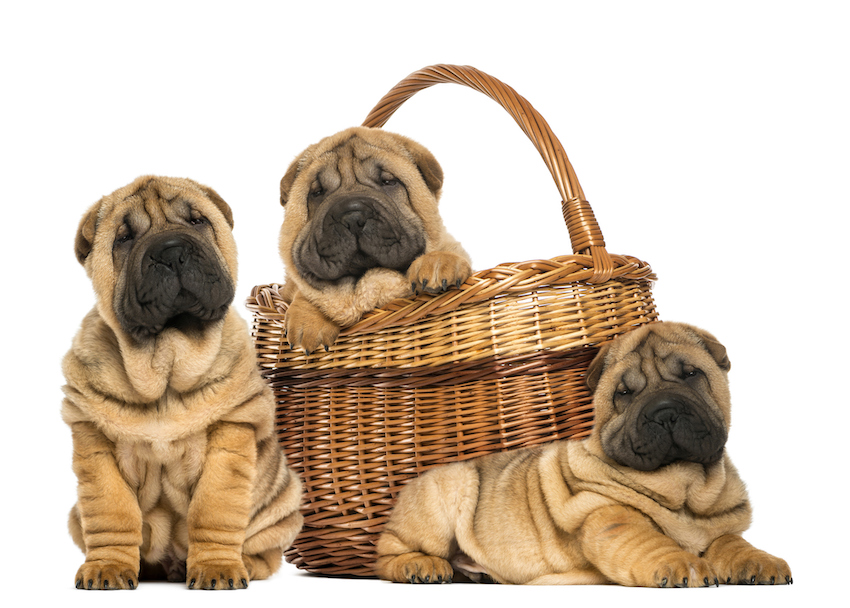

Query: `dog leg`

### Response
(71, 422, 142, 590)
(407, 251, 472, 294)
(580, 505, 719, 588)
(284, 292, 340, 354)
(186, 422, 255, 590)
(702, 534, 792, 585)
(375, 465, 479, 584)
(241, 466, 304, 580)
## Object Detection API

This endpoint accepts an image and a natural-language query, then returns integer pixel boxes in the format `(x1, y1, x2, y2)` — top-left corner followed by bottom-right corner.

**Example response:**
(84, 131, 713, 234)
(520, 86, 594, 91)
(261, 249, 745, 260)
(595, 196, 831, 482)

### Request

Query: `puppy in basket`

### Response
(277, 127, 472, 354)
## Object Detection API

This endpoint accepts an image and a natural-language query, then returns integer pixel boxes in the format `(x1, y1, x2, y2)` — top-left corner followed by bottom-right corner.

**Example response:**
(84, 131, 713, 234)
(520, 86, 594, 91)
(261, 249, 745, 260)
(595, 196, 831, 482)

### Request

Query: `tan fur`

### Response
(375, 322, 791, 587)
(64, 176, 303, 590)
(278, 126, 471, 353)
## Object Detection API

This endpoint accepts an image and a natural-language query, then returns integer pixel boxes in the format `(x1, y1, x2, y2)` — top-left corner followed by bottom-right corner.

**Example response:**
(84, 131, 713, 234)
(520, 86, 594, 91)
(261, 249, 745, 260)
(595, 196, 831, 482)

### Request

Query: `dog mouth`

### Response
(117, 232, 234, 341)
(294, 195, 425, 283)
(603, 394, 727, 471)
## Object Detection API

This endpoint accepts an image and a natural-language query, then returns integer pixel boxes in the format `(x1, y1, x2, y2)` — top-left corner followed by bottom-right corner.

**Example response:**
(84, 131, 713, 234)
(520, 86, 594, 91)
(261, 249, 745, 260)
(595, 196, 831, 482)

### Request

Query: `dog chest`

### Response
(114, 434, 207, 514)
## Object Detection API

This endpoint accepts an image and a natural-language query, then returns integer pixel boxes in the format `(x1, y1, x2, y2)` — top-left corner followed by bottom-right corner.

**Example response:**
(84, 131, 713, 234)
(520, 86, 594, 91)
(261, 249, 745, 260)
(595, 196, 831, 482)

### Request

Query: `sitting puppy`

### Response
(278, 127, 472, 354)
(376, 322, 791, 587)
(64, 176, 303, 590)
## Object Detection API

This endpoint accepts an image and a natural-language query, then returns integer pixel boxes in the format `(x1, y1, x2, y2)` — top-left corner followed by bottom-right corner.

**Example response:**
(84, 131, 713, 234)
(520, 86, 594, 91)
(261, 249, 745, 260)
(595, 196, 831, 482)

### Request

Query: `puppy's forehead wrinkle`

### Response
(623, 366, 646, 391)
(354, 157, 382, 183)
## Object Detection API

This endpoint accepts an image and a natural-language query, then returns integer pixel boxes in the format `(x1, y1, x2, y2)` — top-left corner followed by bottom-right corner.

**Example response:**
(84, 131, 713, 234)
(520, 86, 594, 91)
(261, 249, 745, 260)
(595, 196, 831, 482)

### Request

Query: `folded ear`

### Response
(692, 327, 731, 372)
(74, 200, 102, 265)
(586, 341, 613, 393)
(403, 138, 443, 195)
(198, 184, 234, 229)
(280, 151, 309, 207)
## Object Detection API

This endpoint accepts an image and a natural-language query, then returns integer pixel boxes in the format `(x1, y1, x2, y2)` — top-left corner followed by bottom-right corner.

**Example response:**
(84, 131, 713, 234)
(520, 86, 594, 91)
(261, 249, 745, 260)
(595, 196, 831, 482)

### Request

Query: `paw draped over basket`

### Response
(247, 64, 658, 577)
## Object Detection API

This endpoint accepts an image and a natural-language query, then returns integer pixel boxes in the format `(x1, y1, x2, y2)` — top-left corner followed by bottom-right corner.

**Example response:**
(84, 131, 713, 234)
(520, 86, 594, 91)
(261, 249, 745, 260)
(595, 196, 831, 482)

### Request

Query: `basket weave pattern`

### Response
(248, 65, 658, 576)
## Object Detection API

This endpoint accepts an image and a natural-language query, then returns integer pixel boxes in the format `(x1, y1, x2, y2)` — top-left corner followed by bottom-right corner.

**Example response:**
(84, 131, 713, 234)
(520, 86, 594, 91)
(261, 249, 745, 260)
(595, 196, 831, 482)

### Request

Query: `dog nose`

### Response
(149, 235, 190, 271)
(643, 397, 685, 427)
(331, 199, 372, 232)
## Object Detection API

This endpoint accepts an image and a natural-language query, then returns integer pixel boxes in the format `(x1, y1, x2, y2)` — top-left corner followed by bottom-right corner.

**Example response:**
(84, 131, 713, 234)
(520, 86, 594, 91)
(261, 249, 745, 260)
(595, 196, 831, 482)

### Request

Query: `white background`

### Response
(2, 1, 846, 607)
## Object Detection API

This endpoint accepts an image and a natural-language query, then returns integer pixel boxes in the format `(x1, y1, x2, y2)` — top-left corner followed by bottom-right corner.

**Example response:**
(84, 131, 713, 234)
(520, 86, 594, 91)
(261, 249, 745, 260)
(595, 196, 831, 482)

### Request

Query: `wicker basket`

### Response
(247, 64, 659, 577)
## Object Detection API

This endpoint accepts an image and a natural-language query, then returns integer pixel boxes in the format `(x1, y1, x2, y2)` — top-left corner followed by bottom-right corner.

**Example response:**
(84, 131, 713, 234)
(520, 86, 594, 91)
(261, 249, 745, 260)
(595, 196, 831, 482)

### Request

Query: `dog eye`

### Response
(618, 388, 632, 396)
(114, 225, 134, 247)
(189, 216, 207, 227)
(682, 368, 702, 380)
(309, 187, 324, 198)
(380, 171, 399, 187)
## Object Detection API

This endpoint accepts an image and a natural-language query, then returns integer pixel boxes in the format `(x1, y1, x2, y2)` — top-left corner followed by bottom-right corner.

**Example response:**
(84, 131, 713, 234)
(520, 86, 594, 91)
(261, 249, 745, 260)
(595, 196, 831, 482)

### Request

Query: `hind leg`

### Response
(375, 464, 477, 583)
(242, 549, 283, 581)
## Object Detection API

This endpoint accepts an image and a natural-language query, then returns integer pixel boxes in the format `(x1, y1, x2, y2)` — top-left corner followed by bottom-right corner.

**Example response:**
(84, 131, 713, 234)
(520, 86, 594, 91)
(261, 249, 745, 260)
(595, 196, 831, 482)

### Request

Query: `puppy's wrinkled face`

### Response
(280, 127, 444, 291)
(293, 149, 426, 285)
(587, 323, 732, 471)
(75, 176, 237, 342)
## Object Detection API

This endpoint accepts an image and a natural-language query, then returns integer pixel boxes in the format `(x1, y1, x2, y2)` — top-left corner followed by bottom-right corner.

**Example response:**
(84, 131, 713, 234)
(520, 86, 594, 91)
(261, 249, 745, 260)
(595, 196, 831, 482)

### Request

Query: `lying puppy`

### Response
(376, 322, 791, 587)
(64, 176, 303, 590)
(278, 126, 472, 353)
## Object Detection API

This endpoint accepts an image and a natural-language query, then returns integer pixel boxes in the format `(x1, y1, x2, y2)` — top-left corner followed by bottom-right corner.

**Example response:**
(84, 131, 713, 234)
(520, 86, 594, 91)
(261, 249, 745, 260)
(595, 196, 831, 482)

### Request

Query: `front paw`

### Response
(187, 561, 249, 590)
(714, 550, 792, 585)
(75, 560, 138, 590)
(284, 300, 340, 355)
(703, 535, 792, 585)
(647, 552, 718, 588)
(408, 251, 472, 294)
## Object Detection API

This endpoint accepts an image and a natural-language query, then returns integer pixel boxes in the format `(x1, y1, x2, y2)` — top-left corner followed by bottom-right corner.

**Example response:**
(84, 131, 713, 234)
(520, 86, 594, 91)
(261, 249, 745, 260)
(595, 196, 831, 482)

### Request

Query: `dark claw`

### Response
(421, 279, 428, 291)
(750, 575, 757, 585)
(411, 282, 417, 294)
(441, 279, 447, 291)
(87, 579, 93, 590)
(228, 579, 234, 589)
(189, 578, 196, 589)
(103, 580, 109, 590)
(324, 345, 330, 352)
(769, 576, 776, 585)
(128, 579, 136, 590)
(423, 575, 430, 583)
(408, 575, 416, 584)
(76, 579, 82, 589)
(241, 578, 249, 588)
(726, 577, 731, 584)
(703, 577, 710, 587)
(714, 577, 719, 587)
(660, 577, 668, 588)
(303, 349, 311, 356)
(456, 279, 462, 289)
(786, 576, 792, 585)
(211, 579, 217, 589)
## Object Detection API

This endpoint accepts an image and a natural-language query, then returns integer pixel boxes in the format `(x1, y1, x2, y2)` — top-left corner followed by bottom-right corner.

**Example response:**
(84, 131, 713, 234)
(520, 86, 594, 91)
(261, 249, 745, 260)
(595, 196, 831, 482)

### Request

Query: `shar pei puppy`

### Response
(63, 176, 303, 590)
(278, 126, 472, 354)
(376, 322, 791, 587)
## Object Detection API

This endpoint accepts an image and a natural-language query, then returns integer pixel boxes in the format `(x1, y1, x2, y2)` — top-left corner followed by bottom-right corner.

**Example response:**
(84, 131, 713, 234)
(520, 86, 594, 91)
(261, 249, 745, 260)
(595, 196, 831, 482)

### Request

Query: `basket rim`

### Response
(248, 251, 655, 334)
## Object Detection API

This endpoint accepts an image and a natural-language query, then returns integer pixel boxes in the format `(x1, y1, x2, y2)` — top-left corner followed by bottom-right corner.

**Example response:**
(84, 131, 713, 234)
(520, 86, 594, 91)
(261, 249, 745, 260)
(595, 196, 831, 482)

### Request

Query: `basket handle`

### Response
(362, 64, 614, 283)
